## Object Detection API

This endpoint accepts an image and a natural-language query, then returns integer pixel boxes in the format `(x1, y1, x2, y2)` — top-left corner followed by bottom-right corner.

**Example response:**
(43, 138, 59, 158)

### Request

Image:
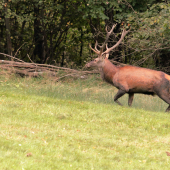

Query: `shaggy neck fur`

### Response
(100, 58, 118, 84)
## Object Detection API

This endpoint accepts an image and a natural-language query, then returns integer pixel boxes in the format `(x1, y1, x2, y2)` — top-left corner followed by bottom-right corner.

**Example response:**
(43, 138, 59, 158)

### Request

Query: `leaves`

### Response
(125, 2, 170, 67)
(0, 0, 170, 69)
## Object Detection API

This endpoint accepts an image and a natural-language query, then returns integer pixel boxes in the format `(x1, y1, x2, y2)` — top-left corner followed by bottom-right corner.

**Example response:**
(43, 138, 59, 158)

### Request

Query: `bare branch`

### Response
(14, 42, 27, 58)
(27, 54, 35, 63)
(0, 52, 24, 62)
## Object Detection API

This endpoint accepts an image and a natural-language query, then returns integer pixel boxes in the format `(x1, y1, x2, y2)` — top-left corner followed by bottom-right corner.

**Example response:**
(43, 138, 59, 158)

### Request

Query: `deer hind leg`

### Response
(114, 89, 126, 106)
(165, 105, 170, 112)
(128, 93, 134, 107)
(157, 91, 170, 112)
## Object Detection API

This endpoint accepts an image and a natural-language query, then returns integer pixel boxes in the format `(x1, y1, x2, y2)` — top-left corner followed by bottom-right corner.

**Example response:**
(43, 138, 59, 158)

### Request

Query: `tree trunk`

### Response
(79, 27, 83, 65)
(0, 24, 5, 59)
(33, 5, 45, 63)
(4, 0, 12, 57)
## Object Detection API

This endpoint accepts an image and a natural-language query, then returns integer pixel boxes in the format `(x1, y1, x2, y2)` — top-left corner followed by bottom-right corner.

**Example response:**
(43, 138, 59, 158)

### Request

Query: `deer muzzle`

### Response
(85, 63, 91, 68)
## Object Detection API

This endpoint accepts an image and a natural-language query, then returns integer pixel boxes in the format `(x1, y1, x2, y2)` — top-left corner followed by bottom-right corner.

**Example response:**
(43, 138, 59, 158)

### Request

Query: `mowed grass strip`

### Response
(0, 76, 170, 169)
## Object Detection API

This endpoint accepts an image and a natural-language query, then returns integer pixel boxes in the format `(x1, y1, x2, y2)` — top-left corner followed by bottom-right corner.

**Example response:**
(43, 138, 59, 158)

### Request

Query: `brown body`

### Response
(86, 58, 170, 112)
(86, 24, 170, 112)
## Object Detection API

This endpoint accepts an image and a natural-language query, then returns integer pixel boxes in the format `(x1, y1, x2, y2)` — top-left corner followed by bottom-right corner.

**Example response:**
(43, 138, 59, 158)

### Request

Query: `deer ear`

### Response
(106, 53, 109, 59)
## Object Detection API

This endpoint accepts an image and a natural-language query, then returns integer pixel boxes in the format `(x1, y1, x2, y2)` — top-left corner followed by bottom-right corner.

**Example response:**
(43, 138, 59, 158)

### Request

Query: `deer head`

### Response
(85, 24, 130, 68)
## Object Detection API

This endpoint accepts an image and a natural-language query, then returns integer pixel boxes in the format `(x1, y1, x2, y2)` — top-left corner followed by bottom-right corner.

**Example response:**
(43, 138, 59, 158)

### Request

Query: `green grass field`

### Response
(0, 74, 170, 169)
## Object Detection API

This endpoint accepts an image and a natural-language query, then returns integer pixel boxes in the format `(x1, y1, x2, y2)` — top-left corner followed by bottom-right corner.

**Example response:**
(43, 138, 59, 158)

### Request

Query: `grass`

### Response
(0, 74, 170, 169)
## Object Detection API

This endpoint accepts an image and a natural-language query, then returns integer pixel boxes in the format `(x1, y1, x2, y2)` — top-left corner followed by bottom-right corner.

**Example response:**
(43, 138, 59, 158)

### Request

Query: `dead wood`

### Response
(0, 58, 99, 79)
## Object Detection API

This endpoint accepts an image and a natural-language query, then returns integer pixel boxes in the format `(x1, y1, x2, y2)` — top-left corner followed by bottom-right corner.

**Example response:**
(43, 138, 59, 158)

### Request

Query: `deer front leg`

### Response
(128, 93, 134, 106)
(114, 89, 126, 106)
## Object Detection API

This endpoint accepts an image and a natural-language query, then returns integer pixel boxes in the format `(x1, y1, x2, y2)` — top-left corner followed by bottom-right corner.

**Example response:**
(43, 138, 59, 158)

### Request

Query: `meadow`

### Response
(0, 73, 170, 169)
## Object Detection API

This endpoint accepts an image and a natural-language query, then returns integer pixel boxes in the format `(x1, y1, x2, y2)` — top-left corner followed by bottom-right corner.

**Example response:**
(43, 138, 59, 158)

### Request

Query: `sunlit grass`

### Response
(0, 74, 170, 169)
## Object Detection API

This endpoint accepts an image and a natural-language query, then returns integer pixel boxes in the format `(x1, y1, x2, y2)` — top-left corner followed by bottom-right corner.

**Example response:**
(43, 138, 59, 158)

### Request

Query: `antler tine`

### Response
(89, 43, 100, 55)
(106, 43, 109, 49)
(94, 41, 100, 53)
(105, 44, 110, 58)
(103, 28, 130, 55)
(106, 24, 117, 34)
(99, 24, 117, 51)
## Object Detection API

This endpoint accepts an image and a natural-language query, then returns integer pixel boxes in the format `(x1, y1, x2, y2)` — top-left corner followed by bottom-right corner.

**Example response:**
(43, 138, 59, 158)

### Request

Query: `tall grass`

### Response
(23, 74, 167, 112)
(0, 74, 170, 169)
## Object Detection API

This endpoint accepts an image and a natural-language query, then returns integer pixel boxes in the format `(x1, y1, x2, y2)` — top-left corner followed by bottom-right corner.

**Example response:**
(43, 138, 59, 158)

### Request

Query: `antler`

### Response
(98, 24, 117, 52)
(89, 24, 130, 58)
(89, 24, 117, 55)
(89, 41, 100, 55)
(102, 28, 130, 55)
(105, 44, 110, 59)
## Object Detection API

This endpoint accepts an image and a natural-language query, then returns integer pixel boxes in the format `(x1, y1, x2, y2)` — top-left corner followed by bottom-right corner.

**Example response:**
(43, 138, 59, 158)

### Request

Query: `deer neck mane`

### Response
(100, 58, 118, 83)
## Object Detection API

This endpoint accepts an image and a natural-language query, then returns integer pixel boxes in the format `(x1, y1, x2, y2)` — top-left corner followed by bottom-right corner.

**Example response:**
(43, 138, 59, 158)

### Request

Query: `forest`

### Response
(1, 1, 170, 168)
(0, 0, 170, 72)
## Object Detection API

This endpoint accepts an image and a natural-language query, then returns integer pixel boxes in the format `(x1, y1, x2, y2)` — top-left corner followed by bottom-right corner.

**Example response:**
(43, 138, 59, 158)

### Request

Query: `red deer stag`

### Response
(85, 24, 170, 112)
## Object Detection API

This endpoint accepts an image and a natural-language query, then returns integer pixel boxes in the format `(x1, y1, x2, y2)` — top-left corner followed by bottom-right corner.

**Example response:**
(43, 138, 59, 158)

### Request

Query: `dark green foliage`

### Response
(0, 0, 170, 71)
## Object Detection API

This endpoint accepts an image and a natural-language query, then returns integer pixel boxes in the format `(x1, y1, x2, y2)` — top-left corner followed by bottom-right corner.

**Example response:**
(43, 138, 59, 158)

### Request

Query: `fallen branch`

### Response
(0, 58, 99, 79)
(0, 52, 25, 62)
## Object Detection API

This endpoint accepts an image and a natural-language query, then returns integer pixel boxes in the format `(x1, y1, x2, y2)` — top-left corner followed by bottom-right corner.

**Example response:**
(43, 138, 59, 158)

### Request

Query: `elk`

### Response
(85, 24, 170, 112)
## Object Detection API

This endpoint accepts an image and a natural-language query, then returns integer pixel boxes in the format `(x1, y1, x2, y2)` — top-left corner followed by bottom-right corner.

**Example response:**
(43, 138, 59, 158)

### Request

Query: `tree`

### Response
(126, 1, 170, 71)
(0, 0, 169, 72)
